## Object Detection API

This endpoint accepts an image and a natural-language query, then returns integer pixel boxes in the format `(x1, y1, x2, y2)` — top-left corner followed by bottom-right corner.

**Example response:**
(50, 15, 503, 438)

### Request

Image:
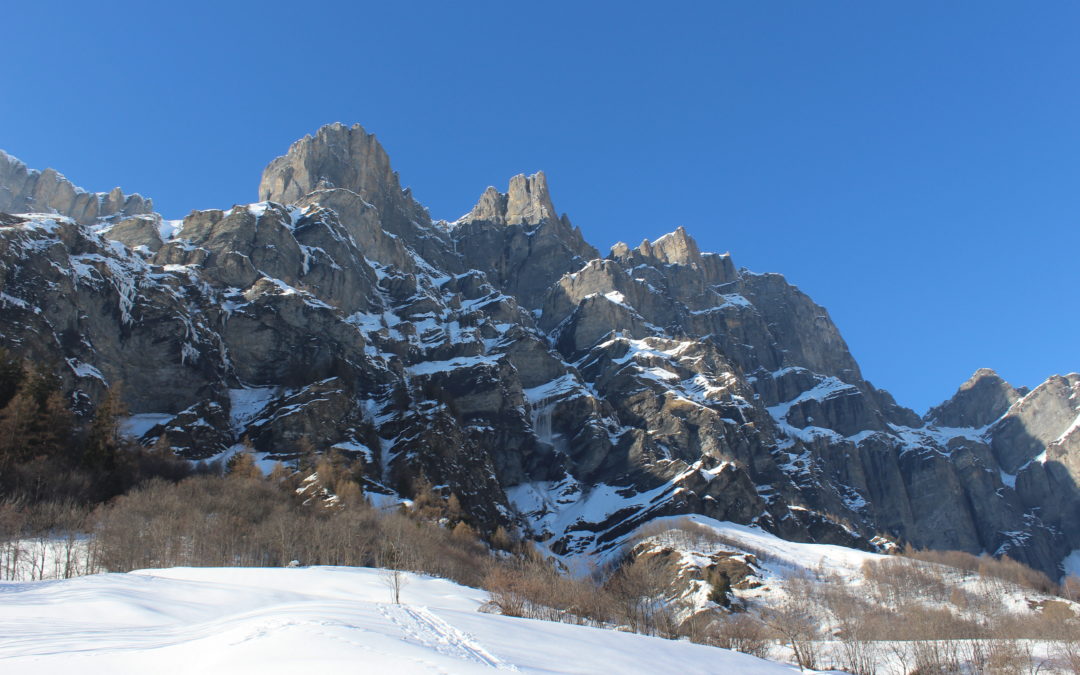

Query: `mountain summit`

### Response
(462, 172, 560, 227)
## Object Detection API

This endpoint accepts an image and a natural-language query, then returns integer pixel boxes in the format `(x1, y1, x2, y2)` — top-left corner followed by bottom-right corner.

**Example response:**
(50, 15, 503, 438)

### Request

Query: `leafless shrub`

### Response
(606, 554, 677, 637)
(90, 472, 493, 589)
(710, 612, 772, 660)
(1063, 576, 1080, 603)
(0, 498, 97, 580)
(483, 564, 529, 617)
(823, 582, 881, 675)
(903, 546, 1060, 597)
(759, 573, 822, 671)
(382, 568, 408, 604)
(862, 556, 952, 606)
(482, 551, 614, 627)
(1057, 636, 1080, 674)
(974, 639, 1037, 675)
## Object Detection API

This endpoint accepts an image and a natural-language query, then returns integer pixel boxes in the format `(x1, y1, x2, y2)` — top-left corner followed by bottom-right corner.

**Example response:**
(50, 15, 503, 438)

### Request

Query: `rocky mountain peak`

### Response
(647, 226, 701, 264)
(925, 367, 1024, 428)
(258, 123, 456, 269)
(0, 150, 154, 225)
(259, 122, 408, 211)
(461, 171, 559, 227)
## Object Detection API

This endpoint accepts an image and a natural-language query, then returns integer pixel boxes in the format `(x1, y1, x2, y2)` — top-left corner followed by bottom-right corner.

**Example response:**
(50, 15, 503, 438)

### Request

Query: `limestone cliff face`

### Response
(2, 122, 1079, 577)
(259, 123, 409, 213)
(0, 151, 153, 225)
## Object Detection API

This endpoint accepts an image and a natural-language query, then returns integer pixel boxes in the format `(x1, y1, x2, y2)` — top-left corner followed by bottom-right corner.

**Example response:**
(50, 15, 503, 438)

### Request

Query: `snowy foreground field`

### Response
(0, 566, 797, 674)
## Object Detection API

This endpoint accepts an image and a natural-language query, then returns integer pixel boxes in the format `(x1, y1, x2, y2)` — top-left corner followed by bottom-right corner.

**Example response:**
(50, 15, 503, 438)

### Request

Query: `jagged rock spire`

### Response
(452, 170, 597, 309)
(461, 171, 559, 226)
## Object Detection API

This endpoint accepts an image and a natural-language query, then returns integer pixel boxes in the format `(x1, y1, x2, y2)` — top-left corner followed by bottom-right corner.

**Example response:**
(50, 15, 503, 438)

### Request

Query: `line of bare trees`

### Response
(0, 499, 97, 580)
(91, 471, 494, 588)
(482, 548, 698, 639)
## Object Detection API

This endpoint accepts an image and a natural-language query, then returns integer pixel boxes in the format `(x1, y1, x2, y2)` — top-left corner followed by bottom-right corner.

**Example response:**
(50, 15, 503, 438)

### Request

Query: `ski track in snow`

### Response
(380, 603, 517, 670)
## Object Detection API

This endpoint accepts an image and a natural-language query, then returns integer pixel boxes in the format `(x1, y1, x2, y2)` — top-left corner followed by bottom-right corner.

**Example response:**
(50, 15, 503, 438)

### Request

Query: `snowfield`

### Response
(0, 566, 797, 674)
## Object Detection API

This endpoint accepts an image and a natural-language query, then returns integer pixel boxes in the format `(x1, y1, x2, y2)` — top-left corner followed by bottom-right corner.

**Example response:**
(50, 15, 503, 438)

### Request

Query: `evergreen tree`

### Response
(226, 450, 262, 480)
(0, 365, 74, 466)
(0, 349, 24, 409)
(23, 362, 62, 409)
(0, 386, 37, 466)
(37, 390, 76, 460)
(83, 387, 126, 470)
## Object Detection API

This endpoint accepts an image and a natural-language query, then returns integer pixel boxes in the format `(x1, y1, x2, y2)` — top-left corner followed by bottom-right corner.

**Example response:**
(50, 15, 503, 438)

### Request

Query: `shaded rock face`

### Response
(100, 216, 165, 252)
(926, 368, 1025, 429)
(2, 123, 1079, 577)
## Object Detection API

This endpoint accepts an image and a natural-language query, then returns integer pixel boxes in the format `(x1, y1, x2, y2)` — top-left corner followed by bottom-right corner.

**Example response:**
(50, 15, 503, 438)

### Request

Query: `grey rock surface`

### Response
(0, 150, 153, 225)
(926, 368, 1026, 429)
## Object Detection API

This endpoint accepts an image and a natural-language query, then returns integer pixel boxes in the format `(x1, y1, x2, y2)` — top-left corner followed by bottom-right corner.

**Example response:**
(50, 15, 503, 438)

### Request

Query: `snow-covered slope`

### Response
(628, 516, 1075, 638)
(0, 566, 796, 674)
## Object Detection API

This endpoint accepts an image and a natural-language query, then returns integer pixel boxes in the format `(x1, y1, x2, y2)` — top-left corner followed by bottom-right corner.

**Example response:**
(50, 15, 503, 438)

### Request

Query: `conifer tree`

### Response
(0, 386, 37, 466)
(0, 349, 24, 409)
(83, 387, 126, 470)
(226, 450, 262, 480)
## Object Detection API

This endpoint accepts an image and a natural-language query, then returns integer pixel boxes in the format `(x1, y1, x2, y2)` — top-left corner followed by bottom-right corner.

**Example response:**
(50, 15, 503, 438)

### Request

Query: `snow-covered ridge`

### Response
(0, 566, 794, 674)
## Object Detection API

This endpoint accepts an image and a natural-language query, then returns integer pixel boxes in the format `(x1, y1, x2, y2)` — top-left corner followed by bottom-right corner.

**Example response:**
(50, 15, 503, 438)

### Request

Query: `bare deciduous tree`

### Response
(759, 574, 821, 671)
(382, 568, 408, 604)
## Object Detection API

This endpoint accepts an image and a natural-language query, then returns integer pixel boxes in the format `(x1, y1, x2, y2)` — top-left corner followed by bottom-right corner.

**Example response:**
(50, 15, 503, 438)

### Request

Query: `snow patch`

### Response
(407, 355, 500, 376)
(121, 413, 175, 439)
(228, 387, 278, 433)
(1063, 549, 1080, 580)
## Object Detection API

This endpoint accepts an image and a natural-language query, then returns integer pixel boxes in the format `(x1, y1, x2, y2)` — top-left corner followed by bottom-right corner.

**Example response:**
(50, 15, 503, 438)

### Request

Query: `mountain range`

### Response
(1, 122, 1077, 577)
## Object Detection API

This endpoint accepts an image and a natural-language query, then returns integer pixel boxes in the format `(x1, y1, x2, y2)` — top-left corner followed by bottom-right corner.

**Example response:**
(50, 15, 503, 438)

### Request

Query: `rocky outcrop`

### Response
(991, 375, 1080, 472)
(461, 172, 559, 226)
(926, 368, 1025, 429)
(0, 151, 153, 225)
(100, 216, 166, 252)
(452, 172, 598, 310)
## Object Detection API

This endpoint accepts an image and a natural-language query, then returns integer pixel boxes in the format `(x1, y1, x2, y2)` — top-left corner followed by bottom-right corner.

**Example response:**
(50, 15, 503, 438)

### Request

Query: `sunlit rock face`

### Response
(0, 150, 153, 225)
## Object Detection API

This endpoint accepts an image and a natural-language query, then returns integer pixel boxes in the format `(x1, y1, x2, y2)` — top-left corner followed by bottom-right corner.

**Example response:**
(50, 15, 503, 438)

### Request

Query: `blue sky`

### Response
(3, 1, 1077, 413)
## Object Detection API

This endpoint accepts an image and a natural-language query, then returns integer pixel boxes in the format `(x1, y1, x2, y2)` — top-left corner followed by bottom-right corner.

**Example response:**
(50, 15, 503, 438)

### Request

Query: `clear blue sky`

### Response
(3, 1, 1077, 414)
